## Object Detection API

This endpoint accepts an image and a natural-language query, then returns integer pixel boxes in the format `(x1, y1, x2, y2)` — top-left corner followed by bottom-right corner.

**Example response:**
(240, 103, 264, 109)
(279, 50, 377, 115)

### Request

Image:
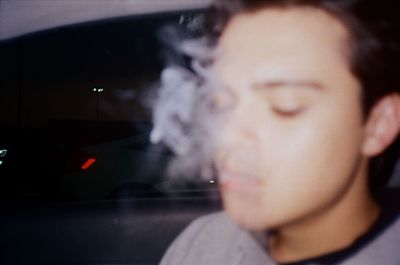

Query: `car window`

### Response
(0, 10, 218, 202)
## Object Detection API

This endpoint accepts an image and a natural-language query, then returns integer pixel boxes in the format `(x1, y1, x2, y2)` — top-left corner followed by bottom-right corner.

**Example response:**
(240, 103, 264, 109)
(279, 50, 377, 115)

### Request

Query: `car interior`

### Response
(1, 1, 222, 265)
(0, 1, 399, 264)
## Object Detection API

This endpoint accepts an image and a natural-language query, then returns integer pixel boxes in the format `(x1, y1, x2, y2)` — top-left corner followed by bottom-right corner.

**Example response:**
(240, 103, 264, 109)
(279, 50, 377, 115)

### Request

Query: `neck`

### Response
(268, 160, 380, 263)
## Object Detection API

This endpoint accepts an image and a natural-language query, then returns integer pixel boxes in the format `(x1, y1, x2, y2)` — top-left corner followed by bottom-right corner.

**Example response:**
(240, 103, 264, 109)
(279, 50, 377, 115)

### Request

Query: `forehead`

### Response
(215, 7, 352, 86)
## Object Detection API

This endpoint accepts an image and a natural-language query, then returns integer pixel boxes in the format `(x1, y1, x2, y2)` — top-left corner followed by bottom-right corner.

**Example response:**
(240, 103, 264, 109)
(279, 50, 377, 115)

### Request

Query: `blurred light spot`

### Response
(209, 180, 215, 184)
(93, 87, 104, 93)
(81, 158, 96, 170)
(0, 149, 7, 157)
(0, 161, 3, 166)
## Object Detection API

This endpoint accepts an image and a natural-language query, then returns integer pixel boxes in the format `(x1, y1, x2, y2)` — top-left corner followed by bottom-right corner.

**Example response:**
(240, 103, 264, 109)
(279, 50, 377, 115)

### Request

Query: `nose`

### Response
(215, 107, 261, 173)
(219, 94, 261, 144)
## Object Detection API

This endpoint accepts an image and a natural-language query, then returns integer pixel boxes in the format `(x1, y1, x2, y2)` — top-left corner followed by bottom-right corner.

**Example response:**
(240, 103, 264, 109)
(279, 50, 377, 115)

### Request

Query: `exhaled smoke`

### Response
(150, 36, 234, 182)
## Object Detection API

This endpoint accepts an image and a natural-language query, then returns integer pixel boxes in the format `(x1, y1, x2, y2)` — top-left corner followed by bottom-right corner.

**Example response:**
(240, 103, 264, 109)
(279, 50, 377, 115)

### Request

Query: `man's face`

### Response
(213, 7, 367, 230)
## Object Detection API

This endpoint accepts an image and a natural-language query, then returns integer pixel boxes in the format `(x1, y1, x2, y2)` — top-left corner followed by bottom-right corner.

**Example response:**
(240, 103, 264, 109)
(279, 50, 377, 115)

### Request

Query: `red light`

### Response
(81, 158, 96, 170)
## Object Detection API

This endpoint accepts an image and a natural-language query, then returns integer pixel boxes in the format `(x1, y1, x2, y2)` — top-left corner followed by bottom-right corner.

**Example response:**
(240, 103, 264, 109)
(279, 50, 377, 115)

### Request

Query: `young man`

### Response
(160, 0, 400, 264)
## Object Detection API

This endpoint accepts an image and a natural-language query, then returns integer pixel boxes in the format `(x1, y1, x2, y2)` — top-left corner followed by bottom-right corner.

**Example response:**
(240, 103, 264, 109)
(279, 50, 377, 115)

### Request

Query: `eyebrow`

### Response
(253, 80, 324, 90)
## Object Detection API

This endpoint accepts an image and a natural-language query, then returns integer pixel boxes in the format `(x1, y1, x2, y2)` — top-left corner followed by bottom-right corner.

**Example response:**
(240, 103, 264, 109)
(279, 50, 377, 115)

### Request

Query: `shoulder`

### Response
(159, 211, 245, 265)
(343, 214, 400, 264)
(342, 190, 400, 264)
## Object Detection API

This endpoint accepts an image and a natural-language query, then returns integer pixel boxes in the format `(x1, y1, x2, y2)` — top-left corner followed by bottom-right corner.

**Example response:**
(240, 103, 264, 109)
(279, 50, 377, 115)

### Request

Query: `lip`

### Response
(219, 171, 263, 193)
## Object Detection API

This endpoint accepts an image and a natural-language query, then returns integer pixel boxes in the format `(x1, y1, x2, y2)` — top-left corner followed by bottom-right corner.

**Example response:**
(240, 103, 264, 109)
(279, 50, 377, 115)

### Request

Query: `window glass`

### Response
(0, 10, 218, 202)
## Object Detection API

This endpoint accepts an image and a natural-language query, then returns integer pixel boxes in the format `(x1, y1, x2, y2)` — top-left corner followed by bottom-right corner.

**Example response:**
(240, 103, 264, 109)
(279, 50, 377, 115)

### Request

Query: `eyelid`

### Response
(261, 87, 313, 117)
(253, 80, 323, 91)
(271, 105, 306, 117)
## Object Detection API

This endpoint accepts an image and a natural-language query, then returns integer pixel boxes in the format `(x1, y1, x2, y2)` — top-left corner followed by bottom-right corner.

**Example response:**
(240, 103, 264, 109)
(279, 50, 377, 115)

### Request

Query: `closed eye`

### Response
(271, 106, 305, 117)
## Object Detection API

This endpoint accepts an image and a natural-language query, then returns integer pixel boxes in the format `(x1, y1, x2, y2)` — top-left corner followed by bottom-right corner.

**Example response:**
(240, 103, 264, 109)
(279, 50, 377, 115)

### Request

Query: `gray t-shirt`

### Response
(160, 211, 400, 265)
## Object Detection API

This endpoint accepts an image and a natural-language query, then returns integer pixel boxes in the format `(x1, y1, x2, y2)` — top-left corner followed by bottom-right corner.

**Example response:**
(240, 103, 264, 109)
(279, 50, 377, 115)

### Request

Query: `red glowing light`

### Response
(81, 158, 96, 170)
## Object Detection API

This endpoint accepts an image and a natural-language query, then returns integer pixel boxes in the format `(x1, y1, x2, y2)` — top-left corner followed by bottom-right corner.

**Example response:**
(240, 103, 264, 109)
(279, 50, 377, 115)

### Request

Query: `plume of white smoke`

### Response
(150, 36, 234, 182)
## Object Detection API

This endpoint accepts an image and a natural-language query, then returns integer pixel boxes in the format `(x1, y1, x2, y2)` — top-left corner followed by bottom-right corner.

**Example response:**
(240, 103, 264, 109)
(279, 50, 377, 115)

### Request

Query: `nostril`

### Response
(215, 136, 261, 176)
(242, 127, 259, 142)
(212, 89, 237, 112)
(218, 114, 259, 142)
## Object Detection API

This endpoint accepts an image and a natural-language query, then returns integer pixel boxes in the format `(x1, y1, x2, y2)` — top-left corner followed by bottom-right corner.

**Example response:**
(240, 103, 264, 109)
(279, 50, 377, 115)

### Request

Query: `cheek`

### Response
(263, 92, 364, 182)
(266, 109, 362, 185)
(252, 106, 365, 221)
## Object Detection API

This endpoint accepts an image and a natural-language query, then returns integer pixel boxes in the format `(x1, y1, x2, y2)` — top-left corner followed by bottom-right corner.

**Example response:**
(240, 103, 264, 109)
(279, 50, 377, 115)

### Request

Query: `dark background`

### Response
(0, 11, 215, 202)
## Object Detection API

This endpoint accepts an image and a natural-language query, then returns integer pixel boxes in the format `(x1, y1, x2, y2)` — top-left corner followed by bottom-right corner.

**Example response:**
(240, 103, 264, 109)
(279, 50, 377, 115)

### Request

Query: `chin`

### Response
(222, 195, 273, 231)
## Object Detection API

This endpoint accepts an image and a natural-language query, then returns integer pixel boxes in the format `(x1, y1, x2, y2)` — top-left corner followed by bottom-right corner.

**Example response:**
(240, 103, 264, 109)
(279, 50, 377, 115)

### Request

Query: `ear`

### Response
(362, 93, 400, 157)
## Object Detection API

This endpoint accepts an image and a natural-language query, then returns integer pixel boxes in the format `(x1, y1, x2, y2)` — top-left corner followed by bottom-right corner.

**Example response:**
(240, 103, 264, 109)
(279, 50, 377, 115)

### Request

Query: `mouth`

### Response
(219, 171, 263, 194)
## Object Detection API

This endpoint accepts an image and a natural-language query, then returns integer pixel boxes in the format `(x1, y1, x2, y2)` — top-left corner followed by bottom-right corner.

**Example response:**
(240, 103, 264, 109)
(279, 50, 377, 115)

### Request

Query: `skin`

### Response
(212, 7, 383, 262)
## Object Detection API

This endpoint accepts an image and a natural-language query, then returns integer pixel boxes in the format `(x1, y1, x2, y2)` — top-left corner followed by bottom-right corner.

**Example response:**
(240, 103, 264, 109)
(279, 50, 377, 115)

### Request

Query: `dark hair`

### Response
(203, 0, 400, 194)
